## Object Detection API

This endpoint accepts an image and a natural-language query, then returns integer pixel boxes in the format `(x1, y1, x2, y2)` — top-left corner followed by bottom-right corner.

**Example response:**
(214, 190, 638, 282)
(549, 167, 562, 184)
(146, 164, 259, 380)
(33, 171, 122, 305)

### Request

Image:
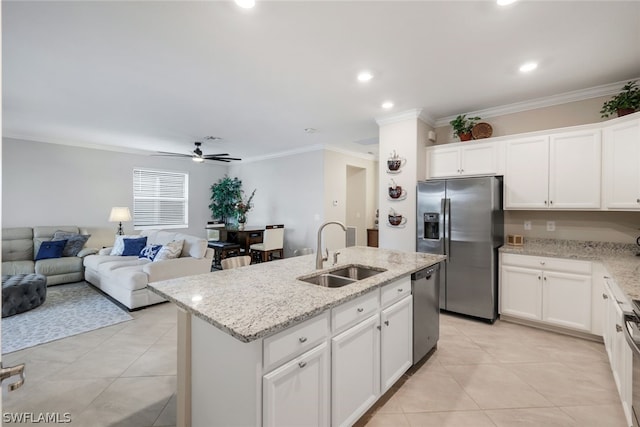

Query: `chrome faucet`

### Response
(316, 221, 347, 269)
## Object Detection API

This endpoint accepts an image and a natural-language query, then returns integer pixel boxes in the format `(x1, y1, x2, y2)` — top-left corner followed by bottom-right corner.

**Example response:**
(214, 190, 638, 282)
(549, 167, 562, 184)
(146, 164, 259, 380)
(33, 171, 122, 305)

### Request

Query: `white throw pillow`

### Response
(153, 240, 185, 262)
(110, 235, 140, 256)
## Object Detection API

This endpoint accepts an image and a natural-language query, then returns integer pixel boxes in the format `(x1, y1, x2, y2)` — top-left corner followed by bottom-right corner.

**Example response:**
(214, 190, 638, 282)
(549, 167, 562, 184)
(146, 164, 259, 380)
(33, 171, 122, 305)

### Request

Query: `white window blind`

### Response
(133, 168, 188, 229)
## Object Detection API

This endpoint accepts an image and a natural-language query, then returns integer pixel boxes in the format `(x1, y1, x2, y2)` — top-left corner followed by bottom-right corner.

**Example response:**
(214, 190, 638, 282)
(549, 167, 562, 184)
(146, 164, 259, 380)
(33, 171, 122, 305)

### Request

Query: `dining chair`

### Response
(249, 224, 284, 262)
(221, 255, 251, 270)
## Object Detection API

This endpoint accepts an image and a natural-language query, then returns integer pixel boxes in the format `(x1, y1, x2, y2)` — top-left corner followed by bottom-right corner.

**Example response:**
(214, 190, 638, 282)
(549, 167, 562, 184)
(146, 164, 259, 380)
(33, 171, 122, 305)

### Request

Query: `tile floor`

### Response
(358, 313, 628, 427)
(2, 303, 629, 427)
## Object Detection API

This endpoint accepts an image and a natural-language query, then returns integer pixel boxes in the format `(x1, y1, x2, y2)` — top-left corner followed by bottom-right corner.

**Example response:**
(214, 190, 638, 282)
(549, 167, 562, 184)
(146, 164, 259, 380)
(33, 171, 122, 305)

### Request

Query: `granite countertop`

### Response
(500, 238, 640, 301)
(149, 246, 445, 343)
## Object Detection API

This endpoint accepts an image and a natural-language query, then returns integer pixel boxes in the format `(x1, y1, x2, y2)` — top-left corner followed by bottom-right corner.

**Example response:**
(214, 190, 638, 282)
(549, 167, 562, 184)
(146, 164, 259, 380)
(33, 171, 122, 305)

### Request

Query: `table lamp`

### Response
(109, 207, 132, 235)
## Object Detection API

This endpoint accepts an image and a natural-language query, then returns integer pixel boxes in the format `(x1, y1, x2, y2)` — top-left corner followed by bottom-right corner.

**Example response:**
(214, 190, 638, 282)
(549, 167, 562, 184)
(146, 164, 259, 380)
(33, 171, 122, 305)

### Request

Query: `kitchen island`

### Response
(149, 246, 445, 427)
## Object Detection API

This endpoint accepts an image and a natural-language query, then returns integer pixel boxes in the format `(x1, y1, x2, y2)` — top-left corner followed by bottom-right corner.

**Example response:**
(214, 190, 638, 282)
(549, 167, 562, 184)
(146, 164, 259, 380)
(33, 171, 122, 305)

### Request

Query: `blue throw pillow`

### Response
(35, 240, 67, 261)
(122, 237, 148, 256)
(139, 244, 163, 261)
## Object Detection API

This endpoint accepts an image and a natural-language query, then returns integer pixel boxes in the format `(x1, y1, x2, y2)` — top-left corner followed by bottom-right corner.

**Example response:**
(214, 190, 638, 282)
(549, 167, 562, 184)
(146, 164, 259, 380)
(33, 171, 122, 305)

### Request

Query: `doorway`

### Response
(346, 165, 367, 246)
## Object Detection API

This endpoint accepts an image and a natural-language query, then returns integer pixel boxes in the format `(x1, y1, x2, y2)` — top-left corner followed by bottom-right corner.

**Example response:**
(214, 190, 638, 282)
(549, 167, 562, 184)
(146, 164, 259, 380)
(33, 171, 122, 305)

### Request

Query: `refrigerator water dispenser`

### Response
(423, 213, 439, 239)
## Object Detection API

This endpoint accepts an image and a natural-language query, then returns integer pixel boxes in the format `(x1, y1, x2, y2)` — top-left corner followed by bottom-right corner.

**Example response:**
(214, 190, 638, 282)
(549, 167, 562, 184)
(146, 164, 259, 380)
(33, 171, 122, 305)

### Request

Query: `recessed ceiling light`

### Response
(204, 136, 222, 141)
(497, 0, 517, 5)
(304, 128, 317, 134)
(519, 61, 538, 73)
(357, 71, 373, 82)
(381, 101, 394, 109)
(235, 0, 255, 9)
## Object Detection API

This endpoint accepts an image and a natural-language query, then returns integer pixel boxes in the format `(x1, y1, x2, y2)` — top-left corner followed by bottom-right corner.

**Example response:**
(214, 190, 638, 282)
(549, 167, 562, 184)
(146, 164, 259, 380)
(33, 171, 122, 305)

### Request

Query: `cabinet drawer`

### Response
(381, 277, 411, 308)
(332, 291, 380, 333)
(264, 312, 329, 372)
(501, 253, 591, 275)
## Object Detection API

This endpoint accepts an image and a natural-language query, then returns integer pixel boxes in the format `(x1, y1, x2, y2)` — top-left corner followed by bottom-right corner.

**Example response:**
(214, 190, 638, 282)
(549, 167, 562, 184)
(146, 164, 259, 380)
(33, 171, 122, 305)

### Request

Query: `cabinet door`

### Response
(603, 119, 640, 209)
(380, 295, 412, 393)
(500, 265, 542, 320)
(542, 271, 592, 332)
(263, 342, 330, 427)
(460, 142, 497, 176)
(549, 130, 601, 209)
(427, 146, 461, 178)
(331, 314, 380, 427)
(504, 136, 549, 209)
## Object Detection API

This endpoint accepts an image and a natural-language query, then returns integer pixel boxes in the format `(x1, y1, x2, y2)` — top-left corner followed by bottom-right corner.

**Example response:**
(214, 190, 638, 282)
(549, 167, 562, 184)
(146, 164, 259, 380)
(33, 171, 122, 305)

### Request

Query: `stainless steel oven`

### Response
(624, 303, 640, 427)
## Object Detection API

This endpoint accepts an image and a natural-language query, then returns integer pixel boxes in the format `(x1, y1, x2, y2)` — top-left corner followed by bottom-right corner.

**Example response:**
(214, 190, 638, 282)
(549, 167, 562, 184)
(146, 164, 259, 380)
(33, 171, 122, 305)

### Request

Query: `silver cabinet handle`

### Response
(357, 308, 364, 313)
(376, 325, 381, 330)
(540, 261, 545, 265)
(544, 200, 547, 205)
(543, 277, 547, 281)
(298, 361, 307, 368)
(384, 320, 390, 326)
(616, 324, 623, 333)
(397, 288, 403, 292)
(538, 276, 541, 280)
(460, 169, 464, 173)
(299, 337, 307, 343)
(549, 200, 553, 205)
(603, 293, 609, 300)
(637, 198, 640, 203)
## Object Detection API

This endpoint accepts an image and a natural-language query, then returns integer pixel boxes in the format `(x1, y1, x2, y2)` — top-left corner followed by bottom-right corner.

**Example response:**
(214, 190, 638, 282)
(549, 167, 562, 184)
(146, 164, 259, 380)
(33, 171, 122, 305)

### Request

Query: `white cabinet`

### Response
(504, 130, 601, 209)
(602, 278, 633, 426)
(426, 141, 497, 178)
(331, 314, 380, 427)
(602, 118, 640, 209)
(500, 254, 592, 333)
(263, 342, 330, 427)
(380, 295, 412, 393)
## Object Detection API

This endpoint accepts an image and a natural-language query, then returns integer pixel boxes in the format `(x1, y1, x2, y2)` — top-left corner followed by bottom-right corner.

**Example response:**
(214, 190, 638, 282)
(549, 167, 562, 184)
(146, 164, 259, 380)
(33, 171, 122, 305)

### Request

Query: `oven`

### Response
(624, 302, 640, 427)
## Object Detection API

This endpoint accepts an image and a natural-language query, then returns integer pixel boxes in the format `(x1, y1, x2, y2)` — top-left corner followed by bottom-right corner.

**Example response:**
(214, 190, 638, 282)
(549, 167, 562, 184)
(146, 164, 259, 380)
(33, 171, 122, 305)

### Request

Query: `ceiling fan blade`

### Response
(204, 156, 241, 161)
(153, 152, 192, 158)
(202, 153, 230, 158)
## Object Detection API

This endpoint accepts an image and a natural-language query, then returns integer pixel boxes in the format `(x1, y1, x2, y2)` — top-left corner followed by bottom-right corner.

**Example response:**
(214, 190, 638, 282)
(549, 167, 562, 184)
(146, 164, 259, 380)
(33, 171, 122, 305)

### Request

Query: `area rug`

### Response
(2, 281, 133, 354)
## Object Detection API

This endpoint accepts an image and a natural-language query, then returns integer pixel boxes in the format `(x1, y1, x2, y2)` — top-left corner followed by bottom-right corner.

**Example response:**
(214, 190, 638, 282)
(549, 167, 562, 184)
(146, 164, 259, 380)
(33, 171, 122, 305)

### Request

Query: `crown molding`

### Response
(434, 77, 640, 128)
(239, 143, 326, 164)
(324, 144, 377, 161)
(2, 133, 155, 156)
(375, 108, 435, 127)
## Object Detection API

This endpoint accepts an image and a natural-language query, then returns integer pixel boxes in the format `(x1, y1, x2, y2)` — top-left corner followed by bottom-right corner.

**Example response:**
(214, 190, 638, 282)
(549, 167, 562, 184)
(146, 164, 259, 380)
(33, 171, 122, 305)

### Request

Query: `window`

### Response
(133, 168, 188, 229)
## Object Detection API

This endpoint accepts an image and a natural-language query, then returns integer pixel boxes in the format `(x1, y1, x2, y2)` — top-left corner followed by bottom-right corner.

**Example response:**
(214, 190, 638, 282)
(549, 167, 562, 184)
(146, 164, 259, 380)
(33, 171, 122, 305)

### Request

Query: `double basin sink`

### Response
(298, 265, 387, 288)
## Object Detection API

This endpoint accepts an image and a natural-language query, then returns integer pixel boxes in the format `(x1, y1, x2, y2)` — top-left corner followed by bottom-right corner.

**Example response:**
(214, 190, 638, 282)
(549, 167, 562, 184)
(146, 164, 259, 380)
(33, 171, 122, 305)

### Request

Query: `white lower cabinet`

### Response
(602, 279, 633, 426)
(381, 296, 413, 393)
(331, 314, 381, 427)
(500, 253, 593, 333)
(263, 342, 330, 427)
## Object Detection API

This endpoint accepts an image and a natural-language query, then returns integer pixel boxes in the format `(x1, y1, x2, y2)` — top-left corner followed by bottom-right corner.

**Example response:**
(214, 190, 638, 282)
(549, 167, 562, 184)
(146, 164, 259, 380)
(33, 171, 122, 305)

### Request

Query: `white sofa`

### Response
(83, 230, 214, 309)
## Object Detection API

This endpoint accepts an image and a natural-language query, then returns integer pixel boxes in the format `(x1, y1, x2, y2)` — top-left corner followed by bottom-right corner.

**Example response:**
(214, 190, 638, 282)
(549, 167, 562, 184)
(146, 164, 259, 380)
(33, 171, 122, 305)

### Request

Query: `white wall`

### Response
(2, 138, 228, 247)
(229, 149, 324, 257)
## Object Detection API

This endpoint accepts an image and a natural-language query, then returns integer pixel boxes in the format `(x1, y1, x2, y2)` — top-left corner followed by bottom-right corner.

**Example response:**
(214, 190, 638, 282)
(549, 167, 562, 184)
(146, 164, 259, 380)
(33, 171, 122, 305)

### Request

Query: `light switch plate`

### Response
(547, 221, 556, 231)
(524, 221, 532, 230)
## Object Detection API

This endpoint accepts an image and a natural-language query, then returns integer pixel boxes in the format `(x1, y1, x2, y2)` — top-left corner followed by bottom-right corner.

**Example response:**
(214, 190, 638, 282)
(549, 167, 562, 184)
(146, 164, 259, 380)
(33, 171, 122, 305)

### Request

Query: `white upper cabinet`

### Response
(504, 129, 601, 209)
(427, 141, 497, 179)
(504, 136, 550, 209)
(602, 118, 640, 209)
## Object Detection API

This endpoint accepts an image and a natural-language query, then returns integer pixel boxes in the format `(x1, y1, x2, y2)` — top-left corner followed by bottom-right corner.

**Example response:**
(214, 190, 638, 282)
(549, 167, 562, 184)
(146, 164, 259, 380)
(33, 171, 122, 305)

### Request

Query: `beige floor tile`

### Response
(122, 347, 177, 377)
(72, 375, 176, 427)
(507, 361, 619, 406)
(405, 410, 497, 427)
(392, 369, 481, 413)
(432, 335, 496, 366)
(444, 363, 552, 409)
(363, 412, 411, 427)
(560, 403, 628, 426)
(153, 393, 177, 426)
(485, 407, 578, 426)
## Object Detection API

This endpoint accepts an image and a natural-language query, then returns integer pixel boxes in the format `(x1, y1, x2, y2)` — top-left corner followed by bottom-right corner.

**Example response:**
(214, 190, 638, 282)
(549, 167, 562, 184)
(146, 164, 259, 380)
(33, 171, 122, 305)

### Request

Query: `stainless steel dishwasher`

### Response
(412, 264, 440, 365)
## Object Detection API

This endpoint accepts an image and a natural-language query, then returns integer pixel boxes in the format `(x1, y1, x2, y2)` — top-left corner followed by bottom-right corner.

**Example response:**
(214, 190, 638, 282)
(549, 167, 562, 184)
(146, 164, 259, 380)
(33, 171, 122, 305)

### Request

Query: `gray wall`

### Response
(229, 150, 324, 257)
(2, 138, 228, 248)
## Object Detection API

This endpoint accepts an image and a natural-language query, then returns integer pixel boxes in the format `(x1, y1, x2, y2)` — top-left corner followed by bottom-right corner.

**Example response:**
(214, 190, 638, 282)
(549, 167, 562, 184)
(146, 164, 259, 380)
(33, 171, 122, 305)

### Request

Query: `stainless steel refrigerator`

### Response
(416, 176, 503, 322)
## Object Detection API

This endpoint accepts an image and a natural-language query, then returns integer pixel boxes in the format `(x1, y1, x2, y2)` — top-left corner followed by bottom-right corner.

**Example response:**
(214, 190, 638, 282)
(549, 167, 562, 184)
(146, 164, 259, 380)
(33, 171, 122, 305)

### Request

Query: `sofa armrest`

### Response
(143, 257, 211, 283)
(98, 247, 113, 255)
(77, 248, 99, 258)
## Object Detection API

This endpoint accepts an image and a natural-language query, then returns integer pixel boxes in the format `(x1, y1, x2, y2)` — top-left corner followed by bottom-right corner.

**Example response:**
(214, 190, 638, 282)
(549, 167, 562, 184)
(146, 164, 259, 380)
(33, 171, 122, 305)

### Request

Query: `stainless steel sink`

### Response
(328, 265, 386, 280)
(298, 265, 386, 288)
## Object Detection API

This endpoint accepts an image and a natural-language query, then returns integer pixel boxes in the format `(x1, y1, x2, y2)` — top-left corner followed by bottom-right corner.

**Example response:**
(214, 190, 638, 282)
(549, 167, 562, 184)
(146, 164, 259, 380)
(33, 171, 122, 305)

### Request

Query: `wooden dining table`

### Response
(218, 226, 265, 255)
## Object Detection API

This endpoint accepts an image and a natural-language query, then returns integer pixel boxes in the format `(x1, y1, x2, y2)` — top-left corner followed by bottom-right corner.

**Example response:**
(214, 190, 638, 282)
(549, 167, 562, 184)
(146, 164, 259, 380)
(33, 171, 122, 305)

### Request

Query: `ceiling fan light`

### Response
(192, 157, 205, 163)
(235, 0, 255, 9)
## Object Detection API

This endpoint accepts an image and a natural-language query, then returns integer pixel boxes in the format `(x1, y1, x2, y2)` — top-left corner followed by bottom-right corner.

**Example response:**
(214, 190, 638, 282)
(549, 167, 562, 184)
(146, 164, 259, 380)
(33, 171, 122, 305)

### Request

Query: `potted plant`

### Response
(209, 175, 242, 225)
(450, 114, 481, 141)
(235, 188, 256, 230)
(600, 80, 640, 118)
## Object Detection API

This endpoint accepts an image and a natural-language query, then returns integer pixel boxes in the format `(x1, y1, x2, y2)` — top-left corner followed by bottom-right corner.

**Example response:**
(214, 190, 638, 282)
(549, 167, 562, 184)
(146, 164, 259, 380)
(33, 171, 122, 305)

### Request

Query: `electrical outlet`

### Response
(524, 221, 532, 230)
(547, 221, 556, 232)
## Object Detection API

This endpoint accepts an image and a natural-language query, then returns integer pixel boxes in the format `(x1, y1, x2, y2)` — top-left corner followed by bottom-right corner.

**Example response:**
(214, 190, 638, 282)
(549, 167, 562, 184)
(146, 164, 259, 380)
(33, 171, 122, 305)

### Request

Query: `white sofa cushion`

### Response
(140, 230, 207, 259)
(108, 266, 151, 292)
(154, 240, 184, 261)
(84, 254, 138, 271)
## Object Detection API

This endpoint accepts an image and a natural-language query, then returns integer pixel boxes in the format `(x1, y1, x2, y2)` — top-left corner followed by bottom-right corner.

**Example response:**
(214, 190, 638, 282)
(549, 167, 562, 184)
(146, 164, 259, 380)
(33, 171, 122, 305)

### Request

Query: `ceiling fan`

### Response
(155, 142, 241, 163)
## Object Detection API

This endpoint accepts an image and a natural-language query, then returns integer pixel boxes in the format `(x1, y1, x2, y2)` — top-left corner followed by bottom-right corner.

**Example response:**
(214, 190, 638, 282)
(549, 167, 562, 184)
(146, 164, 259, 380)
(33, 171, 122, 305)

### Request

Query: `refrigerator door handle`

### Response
(444, 198, 451, 262)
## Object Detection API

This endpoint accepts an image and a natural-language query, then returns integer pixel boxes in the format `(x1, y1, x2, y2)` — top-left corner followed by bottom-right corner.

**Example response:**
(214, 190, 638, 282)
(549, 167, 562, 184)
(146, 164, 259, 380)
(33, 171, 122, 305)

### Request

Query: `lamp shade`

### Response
(109, 207, 132, 222)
